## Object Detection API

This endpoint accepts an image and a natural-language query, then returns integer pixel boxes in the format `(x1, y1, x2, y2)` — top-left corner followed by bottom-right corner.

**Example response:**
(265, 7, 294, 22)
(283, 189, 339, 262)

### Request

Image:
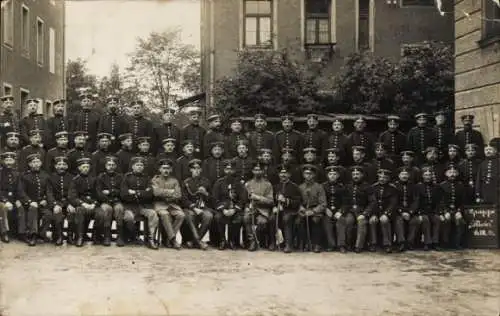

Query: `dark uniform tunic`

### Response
(458, 158, 481, 203)
(394, 181, 418, 214)
(396, 165, 421, 184)
(91, 149, 114, 176)
(406, 126, 435, 164)
(45, 147, 70, 173)
(45, 114, 71, 149)
(347, 131, 376, 159)
(127, 115, 155, 152)
(96, 172, 124, 204)
(248, 129, 275, 159)
(271, 180, 302, 247)
(0, 168, 19, 203)
(49, 172, 73, 207)
(344, 182, 371, 216)
(303, 128, 327, 155)
(203, 130, 225, 159)
(137, 152, 157, 178)
(261, 163, 279, 186)
(433, 126, 455, 161)
(415, 182, 441, 215)
(182, 176, 213, 209)
(212, 175, 248, 211)
(323, 132, 349, 162)
(19, 145, 45, 172)
(116, 148, 134, 174)
(20, 114, 46, 146)
(351, 159, 377, 184)
(275, 130, 303, 161)
(0, 112, 21, 148)
(176, 155, 196, 182)
(155, 123, 181, 154)
(367, 183, 398, 217)
(67, 148, 92, 175)
(455, 128, 485, 157)
(97, 112, 128, 152)
(378, 129, 406, 164)
(232, 156, 255, 184)
(439, 180, 466, 212)
(475, 157, 500, 205)
(444, 157, 462, 171)
(180, 123, 206, 157)
(323, 181, 345, 212)
(120, 172, 153, 206)
(369, 158, 396, 179)
(225, 132, 249, 159)
(202, 157, 225, 187)
(70, 109, 100, 152)
(18, 170, 53, 204)
(420, 162, 445, 185)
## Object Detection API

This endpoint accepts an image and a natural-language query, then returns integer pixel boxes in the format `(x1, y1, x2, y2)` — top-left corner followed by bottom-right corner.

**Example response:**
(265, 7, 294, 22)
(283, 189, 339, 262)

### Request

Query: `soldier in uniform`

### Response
(411, 167, 441, 250)
(303, 113, 326, 156)
(0, 95, 21, 149)
(18, 153, 53, 246)
(136, 136, 157, 177)
(120, 156, 158, 249)
(91, 132, 114, 176)
(180, 108, 205, 158)
(247, 113, 275, 159)
(67, 131, 92, 175)
(406, 113, 435, 166)
(70, 92, 100, 152)
(97, 95, 128, 153)
(269, 164, 302, 253)
(212, 159, 247, 250)
(275, 115, 303, 162)
(19, 129, 45, 172)
(343, 166, 371, 253)
(45, 99, 71, 150)
(67, 157, 102, 247)
(367, 169, 399, 253)
(279, 147, 301, 184)
(297, 164, 326, 253)
(324, 148, 348, 182)
(347, 116, 376, 160)
(176, 140, 197, 182)
(203, 114, 225, 159)
(378, 115, 406, 165)
(95, 156, 124, 246)
(152, 158, 185, 250)
(48, 156, 73, 246)
(157, 138, 179, 163)
(181, 159, 213, 250)
(298, 147, 324, 183)
(4, 132, 22, 170)
(225, 117, 248, 159)
(233, 139, 254, 184)
(400, 151, 421, 184)
(370, 142, 396, 179)
(259, 148, 279, 185)
(420, 146, 445, 185)
(322, 117, 349, 164)
(455, 114, 485, 158)
(394, 167, 418, 251)
(351, 146, 376, 184)
(202, 141, 226, 186)
(20, 99, 46, 146)
(433, 110, 455, 162)
(458, 143, 481, 204)
(45, 131, 70, 172)
(116, 133, 134, 174)
(244, 161, 274, 251)
(476, 138, 500, 205)
(127, 100, 155, 153)
(322, 165, 346, 252)
(444, 144, 462, 170)
(0, 152, 23, 241)
(154, 108, 180, 155)
(439, 165, 467, 249)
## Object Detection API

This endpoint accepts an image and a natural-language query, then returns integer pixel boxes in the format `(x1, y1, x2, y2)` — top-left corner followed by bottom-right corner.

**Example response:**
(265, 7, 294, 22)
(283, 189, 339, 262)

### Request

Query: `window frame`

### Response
(305, 0, 332, 45)
(20, 88, 30, 116)
(2, 83, 13, 97)
(482, 0, 500, 42)
(243, 0, 274, 48)
(21, 4, 30, 57)
(36, 17, 45, 66)
(49, 27, 56, 74)
(399, 0, 435, 7)
(2, 0, 14, 48)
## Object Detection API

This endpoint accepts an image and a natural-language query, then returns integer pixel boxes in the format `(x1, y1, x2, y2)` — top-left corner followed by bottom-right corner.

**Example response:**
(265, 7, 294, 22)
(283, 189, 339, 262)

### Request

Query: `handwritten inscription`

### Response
(466, 206, 499, 248)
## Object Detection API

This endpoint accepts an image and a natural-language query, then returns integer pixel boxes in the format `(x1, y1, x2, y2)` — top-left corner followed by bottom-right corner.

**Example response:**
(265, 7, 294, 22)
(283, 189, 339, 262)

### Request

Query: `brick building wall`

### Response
(0, 0, 65, 117)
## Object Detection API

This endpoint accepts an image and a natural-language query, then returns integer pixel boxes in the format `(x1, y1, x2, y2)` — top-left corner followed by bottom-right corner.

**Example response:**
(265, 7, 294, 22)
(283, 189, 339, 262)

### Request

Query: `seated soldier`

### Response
(121, 156, 158, 250)
(0, 152, 23, 242)
(96, 156, 124, 246)
(394, 167, 418, 251)
(297, 164, 327, 253)
(152, 158, 185, 250)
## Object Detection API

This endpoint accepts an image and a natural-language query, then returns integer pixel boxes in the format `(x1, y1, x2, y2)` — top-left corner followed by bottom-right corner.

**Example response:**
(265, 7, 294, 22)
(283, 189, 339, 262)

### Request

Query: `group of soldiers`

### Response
(0, 91, 499, 254)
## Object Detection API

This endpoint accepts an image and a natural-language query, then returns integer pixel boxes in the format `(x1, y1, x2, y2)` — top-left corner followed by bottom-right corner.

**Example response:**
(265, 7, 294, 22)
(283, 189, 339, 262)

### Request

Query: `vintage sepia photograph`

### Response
(0, 0, 499, 315)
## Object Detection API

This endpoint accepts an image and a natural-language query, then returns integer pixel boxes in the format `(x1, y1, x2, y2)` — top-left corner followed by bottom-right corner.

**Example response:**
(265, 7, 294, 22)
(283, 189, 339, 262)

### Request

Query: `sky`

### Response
(65, 0, 200, 78)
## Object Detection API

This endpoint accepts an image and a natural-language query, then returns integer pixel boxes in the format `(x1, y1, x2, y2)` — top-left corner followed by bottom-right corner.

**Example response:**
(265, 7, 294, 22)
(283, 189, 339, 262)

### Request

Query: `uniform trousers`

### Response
(183, 208, 213, 242)
(440, 209, 466, 245)
(321, 215, 337, 248)
(213, 211, 243, 244)
(74, 205, 99, 236)
(0, 203, 12, 234)
(154, 202, 185, 242)
(122, 204, 159, 239)
(355, 214, 369, 249)
(20, 204, 52, 235)
(100, 202, 123, 230)
(369, 214, 399, 247)
(295, 214, 323, 246)
(336, 213, 355, 247)
(243, 209, 269, 242)
(408, 214, 433, 245)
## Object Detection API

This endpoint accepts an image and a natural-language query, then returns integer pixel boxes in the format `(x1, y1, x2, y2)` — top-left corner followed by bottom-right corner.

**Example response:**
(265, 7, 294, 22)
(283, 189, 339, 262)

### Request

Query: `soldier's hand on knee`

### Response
(439, 214, 445, 221)
(54, 205, 62, 214)
(29, 201, 38, 208)
(40, 200, 47, 207)
(4, 202, 13, 211)
(272, 206, 279, 214)
(455, 212, 463, 220)
(305, 210, 314, 217)
(444, 212, 451, 221)
(325, 208, 333, 218)
(357, 214, 365, 221)
(193, 207, 203, 215)
(334, 212, 342, 220)
(402, 212, 410, 221)
(67, 205, 76, 214)
(380, 214, 389, 222)
(418, 215, 423, 223)
(15, 201, 22, 209)
(102, 190, 110, 195)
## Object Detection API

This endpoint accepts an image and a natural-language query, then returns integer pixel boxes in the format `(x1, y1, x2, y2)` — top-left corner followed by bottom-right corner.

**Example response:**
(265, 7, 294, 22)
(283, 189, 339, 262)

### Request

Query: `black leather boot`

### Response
(116, 225, 125, 247)
(147, 237, 158, 250)
(55, 224, 63, 246)
(103, 228, 111, 247)
(1, 232, 10, 243)
(28, 234, 37, 246)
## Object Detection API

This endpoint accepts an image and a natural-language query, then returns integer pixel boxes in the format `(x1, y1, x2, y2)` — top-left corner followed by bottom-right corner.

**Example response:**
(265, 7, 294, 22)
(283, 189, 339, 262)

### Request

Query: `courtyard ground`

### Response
(0, 241, 499, 316)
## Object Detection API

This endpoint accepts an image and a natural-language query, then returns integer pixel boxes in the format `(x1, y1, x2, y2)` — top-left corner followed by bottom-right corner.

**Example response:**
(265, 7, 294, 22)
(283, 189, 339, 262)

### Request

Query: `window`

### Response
(37, 18, 45, 65)
(305, 0, 331, 44)
(45, 101, 53, 117)
(400, 0, 434, 6)
(3, 83, 12, 96)
(22, 5, 30, 55)
(20, 89, 30, 116)
(49, 28, 55, 73)
(358, 0, 370, 51)
(483, 0, 500, 40)
(244, 0, 273, 47)
(2, 0, 14, 46)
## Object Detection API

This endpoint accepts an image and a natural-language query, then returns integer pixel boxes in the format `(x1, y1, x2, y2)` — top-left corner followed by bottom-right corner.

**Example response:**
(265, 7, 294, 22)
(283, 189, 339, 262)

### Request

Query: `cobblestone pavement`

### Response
(0, 242, 499, 316)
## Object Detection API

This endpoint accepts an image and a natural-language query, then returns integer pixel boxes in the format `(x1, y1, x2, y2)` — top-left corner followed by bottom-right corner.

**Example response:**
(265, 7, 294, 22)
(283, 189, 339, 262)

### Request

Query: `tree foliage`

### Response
(65, 58, 98, 111)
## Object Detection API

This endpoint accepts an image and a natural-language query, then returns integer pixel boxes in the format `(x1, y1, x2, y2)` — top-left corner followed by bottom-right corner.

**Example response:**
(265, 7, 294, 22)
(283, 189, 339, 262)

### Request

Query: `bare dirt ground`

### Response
(0, 241, 499, 316)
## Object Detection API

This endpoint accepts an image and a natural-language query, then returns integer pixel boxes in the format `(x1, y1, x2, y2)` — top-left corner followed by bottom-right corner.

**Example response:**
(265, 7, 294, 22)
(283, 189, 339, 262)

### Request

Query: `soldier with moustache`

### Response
(351, 146, 376, 184)
(91, 133, 115, 176)
(433, 110, 455, 162)
(116, 133, 134, 174)
(0, 95, 22, 149)
(202, 141, 227, 187)
(45, 131, 70, 172)
(180, 108, 205, 158)
(19, 129, 45, 172)
(97, 95, 128, 153)
(324, 148, 348, 182)
(399, 150, 421, 184)
(232, 139, 255, 185)
(248, 113, 275, 160)
(370, 142, 396, 178)
(476, 138, 500, 205)
(406, 113, 435, 166)
(224, 117, 248, 159)
(455, 114, 485, 159)
(45, 99, 72, 150)
(4, 132, 22, 170)
(378, 115, 406, 165)
(303, 113, 327, 156)
(67, 131, 92, 175)
(278, 147, 301, 185)
(420, 146, 445, 185)
(322, 165, 346, 252)
(70, 92, 100, 152)
(203, 114, 225, 159)
(258, 148, 279, 185)
(0, 152, 23, 242)
(269, 164, 302, 253)
(347, 116, 376, 160)
(156, 138, 179, 163)
(394, 167, 418, 251)
(136, 136, 157, 177)
(154, 108, 180, 155)
(322, 117, 349, 164)
(20, 99, 46, 147)
(458, 143, 482, 204)
(127, 100, 155, 153)
(275, 115, 303, 162)
(444, 144, 462, 170)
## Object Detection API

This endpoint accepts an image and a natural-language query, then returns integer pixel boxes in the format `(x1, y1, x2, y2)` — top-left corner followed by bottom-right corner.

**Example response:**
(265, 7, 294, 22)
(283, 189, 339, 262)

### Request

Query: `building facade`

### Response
(454, 0, 500, 140)
(0, 0, 65, 117)
(201, 0, 454, 107)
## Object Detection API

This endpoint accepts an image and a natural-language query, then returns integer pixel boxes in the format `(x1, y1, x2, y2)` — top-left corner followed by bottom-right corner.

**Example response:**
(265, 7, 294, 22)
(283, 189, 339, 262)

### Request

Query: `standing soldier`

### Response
(324, 148, 348, 182)
(136, 136, 157, 177)
(406, 113, 435, 166)
(476, 139, 500, 205)
(180, 108, 205, 158)
(116, 133, 134, 174)
(455, 114, 485, 158)
(247, 113, 275, 160)
(97, 95, 128, 153)
(444, 144, 462, 170)
(244, 161, 274, 251)
(202, 141, 226, 187)
(202, 114, 225, 159)
(421, 147, 445, 185)
(67, 131, 92, 175)
(303, 113, 326, 156)
(127, 100, 155, 153)
(45, 131, 70, 172)
(394, 167, 418, 251)
(70, 92, 99, 152)
(275, 115, 303, 162)
(120, 156, 158, 249)
(20, 99, 46, 147)
(269, 165, 301, 253)
(154, 108, 180, 155)
(297, 164, 326, 253)
(45, 99, 71, 150)
(458, 143, 481, 204)
(433, 110, 455, 162)
(347, 116, 376, 160)
(259, 148, 279, 185)
(0, 95, 21, 149)
(4, 132, 22, 170)
(225, 117, 248, 159)
(176, 140, 198, 182)
(91, 132, 114, 176)
(400, 151, 421, 184)
(17, 153, 54, 246)
(322, 117, 349, 164)
(95, 156, 124, 246)
(157, 138, 178, 163)
(233, 139, 254, 185)
(19, 130, 45, 172)
(298, 147, 324, 183)
(48, 156, 73, 246)
(0, 152, 23, 242)
(323, 165, 346, 252)
(378, 115, 406, 165)
(351, 146, 376, 184)
(370, 142, 396, 178)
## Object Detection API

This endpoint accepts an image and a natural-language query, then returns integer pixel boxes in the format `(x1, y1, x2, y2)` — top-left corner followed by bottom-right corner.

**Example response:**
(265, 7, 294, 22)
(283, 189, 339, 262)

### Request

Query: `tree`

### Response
(213, 48, 320, 119)
(126, 27, 201, 112)
(65, 58, 98, 112)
